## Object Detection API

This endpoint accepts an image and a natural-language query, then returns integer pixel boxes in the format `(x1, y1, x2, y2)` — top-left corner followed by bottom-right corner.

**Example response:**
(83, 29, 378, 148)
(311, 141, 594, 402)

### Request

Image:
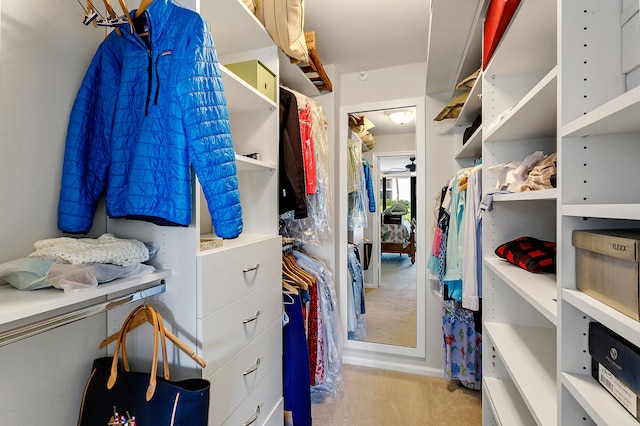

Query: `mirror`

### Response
(339, 97, 426, 358)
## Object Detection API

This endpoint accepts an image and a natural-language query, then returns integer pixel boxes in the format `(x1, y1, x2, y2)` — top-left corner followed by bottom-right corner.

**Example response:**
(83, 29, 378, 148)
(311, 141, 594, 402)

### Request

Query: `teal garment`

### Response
(443, 168, 471, 301)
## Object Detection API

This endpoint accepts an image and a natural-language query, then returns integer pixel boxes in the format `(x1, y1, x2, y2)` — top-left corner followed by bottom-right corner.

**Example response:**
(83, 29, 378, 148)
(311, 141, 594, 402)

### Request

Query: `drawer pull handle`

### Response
(243, 358, 261, 376)
(242, 264, 260, 273)
(243, 406, 260, 426)
(243, 311, 261, 324)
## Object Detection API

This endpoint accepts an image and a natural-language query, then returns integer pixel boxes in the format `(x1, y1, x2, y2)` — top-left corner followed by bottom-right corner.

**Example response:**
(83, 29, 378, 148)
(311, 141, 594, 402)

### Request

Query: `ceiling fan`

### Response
(406, 156, 416, 172)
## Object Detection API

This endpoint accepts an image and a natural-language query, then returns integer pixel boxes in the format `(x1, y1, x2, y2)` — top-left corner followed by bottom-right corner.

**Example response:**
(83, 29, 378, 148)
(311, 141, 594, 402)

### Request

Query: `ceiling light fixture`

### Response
(385, 109, 415, 125)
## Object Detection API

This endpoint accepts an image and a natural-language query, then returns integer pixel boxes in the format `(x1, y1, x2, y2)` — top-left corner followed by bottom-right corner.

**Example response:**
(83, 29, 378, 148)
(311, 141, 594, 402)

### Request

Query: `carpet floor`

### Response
(311, 364, 483, 425)
(360, 253, 417, 347)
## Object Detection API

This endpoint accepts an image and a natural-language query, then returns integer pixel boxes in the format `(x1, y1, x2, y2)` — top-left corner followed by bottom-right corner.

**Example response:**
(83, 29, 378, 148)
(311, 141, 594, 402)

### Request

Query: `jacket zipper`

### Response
(145, 48, 152, 115)
(154, 54, 160, 106)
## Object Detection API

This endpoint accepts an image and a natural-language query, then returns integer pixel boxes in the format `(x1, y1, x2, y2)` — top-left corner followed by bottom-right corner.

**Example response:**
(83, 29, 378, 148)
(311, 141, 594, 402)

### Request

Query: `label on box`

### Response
(599, 363, 638, 417)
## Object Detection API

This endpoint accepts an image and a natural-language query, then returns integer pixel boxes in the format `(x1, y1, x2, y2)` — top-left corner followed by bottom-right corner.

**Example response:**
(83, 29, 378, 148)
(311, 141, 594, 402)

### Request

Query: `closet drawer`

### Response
(197, 236, 281, 318)
(221, 360, 283, 426)
(207, 320, 282, 426)
(199, 279, 281, 376)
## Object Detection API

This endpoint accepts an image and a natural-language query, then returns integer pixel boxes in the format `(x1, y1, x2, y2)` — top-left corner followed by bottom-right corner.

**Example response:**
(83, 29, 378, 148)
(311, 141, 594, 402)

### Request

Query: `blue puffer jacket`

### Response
(58, 0, 243, 238)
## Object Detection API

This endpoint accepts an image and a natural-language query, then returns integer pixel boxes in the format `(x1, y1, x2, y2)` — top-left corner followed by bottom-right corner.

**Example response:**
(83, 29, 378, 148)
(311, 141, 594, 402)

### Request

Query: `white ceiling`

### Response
(304, 0, 431, 75)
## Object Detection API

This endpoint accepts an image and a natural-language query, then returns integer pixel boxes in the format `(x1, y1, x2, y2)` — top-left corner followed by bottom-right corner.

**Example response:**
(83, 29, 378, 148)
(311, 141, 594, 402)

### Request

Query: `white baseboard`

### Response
(342, 354, 444, 377)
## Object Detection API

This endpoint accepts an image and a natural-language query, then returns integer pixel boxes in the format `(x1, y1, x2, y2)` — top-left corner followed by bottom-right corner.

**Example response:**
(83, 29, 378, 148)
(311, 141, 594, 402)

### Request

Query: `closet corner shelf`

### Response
(562, 372, 637, 425)
(484, 257, 557, 324)
(484, 322, 558, 426)
(562, 84, 640, 137)
(484, 377, 537, 426)
(483, 66, 557, 143)
(562, 288, 640, 349)
(0, 269, 171, 328)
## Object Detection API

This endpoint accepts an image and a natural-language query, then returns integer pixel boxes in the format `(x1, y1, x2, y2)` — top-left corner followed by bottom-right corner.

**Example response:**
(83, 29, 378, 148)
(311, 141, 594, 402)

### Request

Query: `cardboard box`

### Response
(589, 322, 640, 420)
(573, 229, 640, 320)
(224, 60, 276, 102)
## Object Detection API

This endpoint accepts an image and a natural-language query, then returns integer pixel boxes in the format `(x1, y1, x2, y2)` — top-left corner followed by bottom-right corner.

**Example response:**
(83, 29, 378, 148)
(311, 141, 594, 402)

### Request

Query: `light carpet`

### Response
(360, 253, 417, 347)
(311, 364, 482, 425)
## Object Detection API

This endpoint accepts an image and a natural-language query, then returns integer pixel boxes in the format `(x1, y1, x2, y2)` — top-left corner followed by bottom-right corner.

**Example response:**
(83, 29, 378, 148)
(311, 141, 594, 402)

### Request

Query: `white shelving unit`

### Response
(481, 0, 559, 424)
(480, 1, 640, 424)
(559, 3, 640, 424)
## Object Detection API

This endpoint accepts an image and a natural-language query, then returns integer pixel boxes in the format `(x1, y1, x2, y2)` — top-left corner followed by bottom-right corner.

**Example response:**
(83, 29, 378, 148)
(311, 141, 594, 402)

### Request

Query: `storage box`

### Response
(224, 60, 276, 102)
(589, 322, 640, 420)
(573, 229, 640, 320)
(622, 1, 640, 90)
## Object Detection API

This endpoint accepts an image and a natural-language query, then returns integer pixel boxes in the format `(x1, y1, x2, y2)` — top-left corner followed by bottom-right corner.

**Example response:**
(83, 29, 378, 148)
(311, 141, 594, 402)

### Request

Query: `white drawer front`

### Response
(207, 320, 282, 426)
(198, 236, 281, 318)
(221, 360, 283, 426)
(200, 279, 281, 376)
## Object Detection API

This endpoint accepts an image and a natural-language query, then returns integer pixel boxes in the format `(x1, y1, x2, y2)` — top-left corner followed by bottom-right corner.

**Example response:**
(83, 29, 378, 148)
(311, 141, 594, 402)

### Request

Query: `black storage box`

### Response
(589, 322, 640, 420)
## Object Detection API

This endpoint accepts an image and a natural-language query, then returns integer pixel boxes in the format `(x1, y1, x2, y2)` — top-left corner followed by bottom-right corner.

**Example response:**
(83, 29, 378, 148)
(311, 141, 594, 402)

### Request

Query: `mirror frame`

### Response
(338, 96, 426, 358)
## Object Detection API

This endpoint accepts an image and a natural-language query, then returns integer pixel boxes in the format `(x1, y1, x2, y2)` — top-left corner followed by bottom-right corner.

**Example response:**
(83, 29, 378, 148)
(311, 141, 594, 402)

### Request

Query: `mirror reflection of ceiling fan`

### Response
(384, 156, 416, 174)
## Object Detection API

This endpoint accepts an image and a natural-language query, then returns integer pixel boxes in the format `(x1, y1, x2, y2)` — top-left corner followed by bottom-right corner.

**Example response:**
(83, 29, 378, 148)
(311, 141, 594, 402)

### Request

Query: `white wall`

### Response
(0, 1, 108, 424)
(337, 63, 459, 375)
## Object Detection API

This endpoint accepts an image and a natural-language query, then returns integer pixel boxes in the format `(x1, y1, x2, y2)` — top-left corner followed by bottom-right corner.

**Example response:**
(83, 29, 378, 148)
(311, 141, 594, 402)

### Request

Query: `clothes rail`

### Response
(0, 281, 166, 347)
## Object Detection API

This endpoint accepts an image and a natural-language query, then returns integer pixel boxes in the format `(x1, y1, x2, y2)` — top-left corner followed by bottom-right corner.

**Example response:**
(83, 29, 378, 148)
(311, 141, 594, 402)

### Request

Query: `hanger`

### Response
(100, 304, 207, 368)
(116, 0, 136, 33)
(282, 280, 299, 295)
(101, 0, 123, 35)
(135, 0, 153, 18)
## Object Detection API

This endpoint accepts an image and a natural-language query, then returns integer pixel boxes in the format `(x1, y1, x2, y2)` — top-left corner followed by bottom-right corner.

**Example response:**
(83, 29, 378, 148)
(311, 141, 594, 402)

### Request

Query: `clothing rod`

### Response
(0, 281, 166, 347)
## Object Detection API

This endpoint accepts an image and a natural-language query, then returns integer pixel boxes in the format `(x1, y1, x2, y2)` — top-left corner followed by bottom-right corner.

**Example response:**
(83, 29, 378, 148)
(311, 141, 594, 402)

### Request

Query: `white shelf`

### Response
(562, 204, 640, 220)
(198, 233, 278, 256)
(484, 67, 558, 142)
(201, 0, 273, 56)
(278, 50, 321, 98)
(563, 288, 640, 349)
(484, 377, 536, 426)
(455, 72, 483, 126)
(484, 257, 557, 325)
(484, 0, 556, 76)
(562, 85, 640, 137)
(221, 66, 277, 113)
(454, 125, 482, 160)
(485, 323, 558, 426)
(493, 188, 558, 202)
(235, 154, 277, 171)
(0, 269, 171, 327)
(562, 372, 637, 426)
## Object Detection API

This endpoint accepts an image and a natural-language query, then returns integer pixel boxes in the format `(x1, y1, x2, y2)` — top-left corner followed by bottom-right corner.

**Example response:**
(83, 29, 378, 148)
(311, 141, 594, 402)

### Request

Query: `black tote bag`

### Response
(77, 305, 210, 425)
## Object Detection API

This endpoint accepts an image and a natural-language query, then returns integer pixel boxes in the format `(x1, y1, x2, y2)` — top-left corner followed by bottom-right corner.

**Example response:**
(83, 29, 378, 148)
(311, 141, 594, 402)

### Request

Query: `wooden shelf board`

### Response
(221, 65, 277, 113)
(235, 154, 277, 171)
(493, 188, 558, 202)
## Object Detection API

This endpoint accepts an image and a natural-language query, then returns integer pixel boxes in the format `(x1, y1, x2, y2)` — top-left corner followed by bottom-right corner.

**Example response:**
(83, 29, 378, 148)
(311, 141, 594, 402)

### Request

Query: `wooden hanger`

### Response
(284, 253, 316, 285)
(135, 0, 153, 18)
(116, 0, 136, 33)
(100, 304, 207, 368)
(102, 0, 122, 36)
